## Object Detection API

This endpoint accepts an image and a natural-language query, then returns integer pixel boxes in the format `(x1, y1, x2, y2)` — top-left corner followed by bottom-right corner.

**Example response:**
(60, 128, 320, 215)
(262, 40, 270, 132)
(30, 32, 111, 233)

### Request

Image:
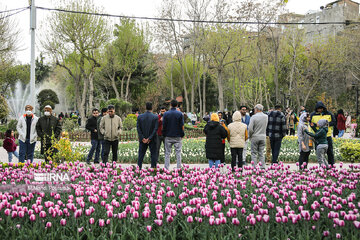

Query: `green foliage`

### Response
(62, 118, 79, 132)
(37, 89, 60, 110)
(7, 119, 18, 132)
(0, 64, 30, 96)
(123, 114, 137, 131)
(103, 99, 132, 115)
(340, 140, 360, 163)
(35, 53, 51, 84)
(0, 95, 9, 119)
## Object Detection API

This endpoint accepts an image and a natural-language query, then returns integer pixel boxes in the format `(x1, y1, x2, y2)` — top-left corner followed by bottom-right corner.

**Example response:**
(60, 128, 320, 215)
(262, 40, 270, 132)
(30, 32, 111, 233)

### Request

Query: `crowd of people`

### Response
(1, 100, 355, 171)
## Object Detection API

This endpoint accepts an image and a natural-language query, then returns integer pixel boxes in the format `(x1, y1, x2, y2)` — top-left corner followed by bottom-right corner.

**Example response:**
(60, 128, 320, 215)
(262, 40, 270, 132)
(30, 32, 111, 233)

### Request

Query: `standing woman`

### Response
(204, 113, 228, 168)
(337, 109, 346, 138)
(297, 112, 313, 169)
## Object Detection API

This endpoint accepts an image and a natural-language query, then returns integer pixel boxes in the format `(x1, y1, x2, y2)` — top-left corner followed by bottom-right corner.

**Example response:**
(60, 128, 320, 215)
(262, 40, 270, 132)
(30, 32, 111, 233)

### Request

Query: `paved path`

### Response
(1, 132, 358, 171)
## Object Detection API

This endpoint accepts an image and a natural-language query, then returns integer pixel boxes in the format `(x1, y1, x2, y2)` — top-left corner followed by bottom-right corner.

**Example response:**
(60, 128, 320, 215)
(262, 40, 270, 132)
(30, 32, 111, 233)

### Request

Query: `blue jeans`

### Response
(209, 160, 220, 168)
(19, 140, 36, 163)
(8, 151, 19, 162)
(338, 130, 345, 138)
(87, 139, 100, 163)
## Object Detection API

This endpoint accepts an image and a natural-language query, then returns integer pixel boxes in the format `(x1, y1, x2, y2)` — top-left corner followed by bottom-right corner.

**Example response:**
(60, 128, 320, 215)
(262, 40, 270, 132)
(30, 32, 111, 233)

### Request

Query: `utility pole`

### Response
(30, 0, 36, 110)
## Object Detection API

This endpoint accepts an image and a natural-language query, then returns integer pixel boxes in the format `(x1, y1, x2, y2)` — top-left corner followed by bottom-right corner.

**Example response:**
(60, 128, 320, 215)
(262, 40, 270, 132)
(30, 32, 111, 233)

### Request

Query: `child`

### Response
(304, 119, 329, 168)
(3, 129, 19, 162)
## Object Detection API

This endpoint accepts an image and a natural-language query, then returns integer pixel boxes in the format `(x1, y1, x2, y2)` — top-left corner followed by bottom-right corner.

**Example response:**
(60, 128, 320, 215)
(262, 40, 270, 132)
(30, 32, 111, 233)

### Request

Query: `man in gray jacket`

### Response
(248, 104, 268, 169)
(99, 105, 122, 163)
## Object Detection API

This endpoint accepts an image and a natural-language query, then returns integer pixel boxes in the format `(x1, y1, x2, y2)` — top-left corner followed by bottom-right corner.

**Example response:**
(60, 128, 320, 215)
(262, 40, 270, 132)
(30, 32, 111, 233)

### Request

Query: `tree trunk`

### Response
(217, 68, 224, 112)
(232, 67, 237, 110)
(120, 74, 126, 99)
(109, 72, 120, 99)
(89, 71, 94, 112)
(198, 75, 202, 118)
(170, 60, 174, 99)
(181, 68, 190, 113)
(202, 70, 206, 115)
(125, 72, 132, 101)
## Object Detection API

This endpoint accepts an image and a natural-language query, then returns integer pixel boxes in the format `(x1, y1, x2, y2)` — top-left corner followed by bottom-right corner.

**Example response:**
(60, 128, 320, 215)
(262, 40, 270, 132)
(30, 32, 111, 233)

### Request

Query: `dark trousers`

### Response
(19, 139, 36, 163)
(270, 138, 282, 164)
(103, 140, 118, 163)
(327, 137, 334, 166)
(299, 151, 311, 169)
(231, 148, 243, 170)
(156, 135, 165, 160)
(138, 140, 158, 169)
(87, 139, 100, 163)
(100, 140, 105, 162)
(288, 128, 295, 136)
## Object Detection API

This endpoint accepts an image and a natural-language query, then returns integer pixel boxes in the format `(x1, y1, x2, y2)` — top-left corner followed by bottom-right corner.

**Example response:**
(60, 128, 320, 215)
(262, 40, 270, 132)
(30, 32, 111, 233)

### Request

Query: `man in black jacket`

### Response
(137, 102, 158, 169)
(97, 108, 108, 162)
(36, 105, 62, 162)
(310, 101, 336, 166)
(86, 108, 100, 164)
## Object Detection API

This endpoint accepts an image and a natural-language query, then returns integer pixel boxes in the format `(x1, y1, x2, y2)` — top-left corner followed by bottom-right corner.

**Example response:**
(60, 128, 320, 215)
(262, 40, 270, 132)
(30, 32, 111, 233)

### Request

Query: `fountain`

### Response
(6, 82, 33, 119)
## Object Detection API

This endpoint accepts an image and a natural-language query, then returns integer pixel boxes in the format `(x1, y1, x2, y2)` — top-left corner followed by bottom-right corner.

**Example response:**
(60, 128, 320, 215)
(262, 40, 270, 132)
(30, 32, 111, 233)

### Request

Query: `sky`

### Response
(1, 0, 359, 64)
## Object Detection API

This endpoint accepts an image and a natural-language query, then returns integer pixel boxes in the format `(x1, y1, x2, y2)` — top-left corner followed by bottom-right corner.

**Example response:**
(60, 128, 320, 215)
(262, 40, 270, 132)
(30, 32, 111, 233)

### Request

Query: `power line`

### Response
(0, 7, 29, 20)
(36, 6, 360, 25)
(0, 7, 29, 14)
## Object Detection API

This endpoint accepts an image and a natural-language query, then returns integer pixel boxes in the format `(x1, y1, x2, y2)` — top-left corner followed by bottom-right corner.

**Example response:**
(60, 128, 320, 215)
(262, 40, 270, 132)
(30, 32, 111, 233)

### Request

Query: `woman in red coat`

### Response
(337, 109, 346, 138)
(3, 129, 19, 162)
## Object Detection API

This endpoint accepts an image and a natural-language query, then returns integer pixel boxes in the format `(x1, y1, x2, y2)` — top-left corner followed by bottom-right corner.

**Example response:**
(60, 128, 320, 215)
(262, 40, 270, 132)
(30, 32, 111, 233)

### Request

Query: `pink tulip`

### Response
(89, 218, 95, 224)
(263, 215, 269, 223)
(249, 217, 256, 225)
(60, 219, 66, 226)
(146, 226, 152, 232)
(46, 222, 52, 228)
(232, 218, 240, 225)
(323, 231, 329, 237)
(30, 214, 36, 221)
(99, 219, 105, 227)
(354, 221, 360, 229)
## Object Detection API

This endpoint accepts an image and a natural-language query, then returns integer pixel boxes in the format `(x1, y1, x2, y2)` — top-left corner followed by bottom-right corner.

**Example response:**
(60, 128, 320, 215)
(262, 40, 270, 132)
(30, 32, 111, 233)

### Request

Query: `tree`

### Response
(42, 0, 109, 125)
(35, 53, 51, 84)
(37, 89, 60, 110)
(0, 95, 9, 120)
(112, 18, 148, 101)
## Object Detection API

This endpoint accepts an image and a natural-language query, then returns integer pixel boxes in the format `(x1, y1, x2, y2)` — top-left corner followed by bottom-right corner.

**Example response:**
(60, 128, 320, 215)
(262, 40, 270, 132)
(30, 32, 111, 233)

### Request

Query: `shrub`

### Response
(340, 141, 360, 163)
(62, 118, 79, 132)
(7, 119, 18, 132)
(49, 133, 85, 164)
(123, 114, 137, 131)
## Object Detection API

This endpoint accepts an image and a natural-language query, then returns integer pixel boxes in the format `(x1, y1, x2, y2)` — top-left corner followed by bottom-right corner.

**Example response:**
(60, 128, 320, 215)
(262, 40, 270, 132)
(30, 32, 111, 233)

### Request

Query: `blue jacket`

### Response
(137, 111, 159, 141)
(162, 108, 184, 137)
(241, 114, 251, 127)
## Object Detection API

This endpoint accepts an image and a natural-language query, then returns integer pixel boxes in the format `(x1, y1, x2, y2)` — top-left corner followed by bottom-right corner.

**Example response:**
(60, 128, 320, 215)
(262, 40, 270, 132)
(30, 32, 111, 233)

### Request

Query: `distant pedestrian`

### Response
(36, 105, 62, 162)
(248, 104, 268, 169)
(267, 105, 287, 164)
(16, 105, 38, 163)
(137, 102, 159, 169)
(239, 106, 251, 166)
(203, 112, 210, 122)
(157, 106, 167, 160)
(99, 105, 122, 163)
(305, 119, 329, 168)
(97, 108, 108, 162)
(217, 112, 230, 165)
(85, 108, 100, 164)
(310, 101, 336, 166)
(337, 109, 346, 138)
(286, 108, 296, 136)
(228, 111, 248, 171)
(204, 113, 228, 169)
(345, 112, 351, 132)
(162, 100, 184, 170)
(58, 112, 64, 120)
(3, 129, 19, 162)
(191, 112, 197, 125)
(297, 112, 313, 169)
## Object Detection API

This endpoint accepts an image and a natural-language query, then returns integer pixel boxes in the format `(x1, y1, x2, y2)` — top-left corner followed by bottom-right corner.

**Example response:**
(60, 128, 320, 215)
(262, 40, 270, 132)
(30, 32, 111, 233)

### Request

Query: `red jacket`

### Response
(157, 114, 163, 136)
(337, 114, 346, 131)
(3, 137, 17, 152)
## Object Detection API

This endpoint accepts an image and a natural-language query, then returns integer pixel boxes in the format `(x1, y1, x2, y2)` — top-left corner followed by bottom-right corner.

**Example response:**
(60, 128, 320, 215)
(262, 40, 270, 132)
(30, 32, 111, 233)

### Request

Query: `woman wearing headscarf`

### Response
(297, 112, 313, 169)
(337, 109, 346, 138)
(204, 113, 228, 168)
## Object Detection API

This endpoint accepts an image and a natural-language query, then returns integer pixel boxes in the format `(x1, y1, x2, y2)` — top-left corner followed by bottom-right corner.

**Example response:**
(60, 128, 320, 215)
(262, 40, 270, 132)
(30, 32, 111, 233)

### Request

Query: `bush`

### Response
(62, 118, 79, 132)
(7, 119, 18, 132)
(340, 141, 360, 163)
(123, 114, 137, 131)
(103, 99, 132, 115)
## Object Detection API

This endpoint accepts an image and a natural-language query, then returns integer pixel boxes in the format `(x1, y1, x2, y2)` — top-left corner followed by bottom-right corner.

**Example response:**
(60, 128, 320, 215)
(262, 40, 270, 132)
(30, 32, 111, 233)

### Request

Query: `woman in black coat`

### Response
(204, 113, 228, 168)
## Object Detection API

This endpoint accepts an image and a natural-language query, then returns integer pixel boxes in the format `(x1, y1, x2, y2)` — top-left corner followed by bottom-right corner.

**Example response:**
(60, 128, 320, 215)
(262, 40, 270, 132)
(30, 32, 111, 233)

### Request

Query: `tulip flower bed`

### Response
(0, 162, 359, 239)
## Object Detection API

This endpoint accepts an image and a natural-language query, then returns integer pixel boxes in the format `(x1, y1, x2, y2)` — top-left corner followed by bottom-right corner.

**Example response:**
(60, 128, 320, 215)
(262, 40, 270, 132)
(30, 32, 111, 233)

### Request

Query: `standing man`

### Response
(163, 99, 184, 170)
(267, 105, 287, 164)
(248, 104, 268, 169)
(157, 106, 167, 161)
(310, 101, 336, 166)
(36, 105, 62, 162)
(218, 111, 230, 165)
(137, 102, 159, 169)
(99, 105, 122, 164)
(97, 108, 108, 162)
(239, 105, 250, 166)
(86, 108, 100, 164)
(17, 105, 39, 163)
